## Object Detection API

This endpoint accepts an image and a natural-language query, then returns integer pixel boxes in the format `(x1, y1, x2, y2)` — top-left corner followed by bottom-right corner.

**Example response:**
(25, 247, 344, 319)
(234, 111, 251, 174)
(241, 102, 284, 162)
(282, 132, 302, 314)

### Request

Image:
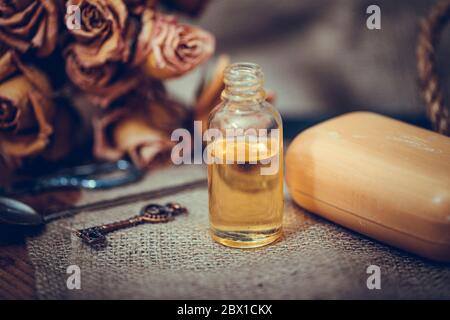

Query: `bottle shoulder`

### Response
(208, 100, 282, 131)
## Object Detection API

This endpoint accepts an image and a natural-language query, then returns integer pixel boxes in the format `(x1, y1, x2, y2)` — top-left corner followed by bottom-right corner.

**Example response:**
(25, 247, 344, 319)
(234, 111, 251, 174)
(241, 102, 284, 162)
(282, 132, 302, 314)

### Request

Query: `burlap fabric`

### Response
(26, 165, 450, 299)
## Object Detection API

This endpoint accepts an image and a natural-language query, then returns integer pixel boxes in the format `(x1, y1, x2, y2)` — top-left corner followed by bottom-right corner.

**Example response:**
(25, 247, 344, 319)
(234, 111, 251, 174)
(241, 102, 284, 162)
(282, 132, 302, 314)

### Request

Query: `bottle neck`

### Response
(221, 63, 266, 104)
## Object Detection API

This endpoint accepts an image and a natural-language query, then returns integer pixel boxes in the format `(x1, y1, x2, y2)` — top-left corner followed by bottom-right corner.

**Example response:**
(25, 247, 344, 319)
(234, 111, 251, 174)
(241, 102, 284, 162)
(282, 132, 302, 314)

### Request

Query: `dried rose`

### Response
(144, 13, 215, 79)
(65, 0, 129, 67)
(65, 48, 141, 108)
(93, 108, 174, 170)
(65, 0, 158, 67)
(112, 112, 174, 169)
(0, 50, 55, 167)
(0, 0, 60, 57)
(93, 84, 188, 169)
(64, 4, 160, 107)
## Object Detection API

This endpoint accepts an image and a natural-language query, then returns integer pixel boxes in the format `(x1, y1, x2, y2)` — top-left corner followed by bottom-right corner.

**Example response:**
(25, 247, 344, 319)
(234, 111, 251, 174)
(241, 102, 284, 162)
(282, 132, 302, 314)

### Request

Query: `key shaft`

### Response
(75, 202, 187, 245)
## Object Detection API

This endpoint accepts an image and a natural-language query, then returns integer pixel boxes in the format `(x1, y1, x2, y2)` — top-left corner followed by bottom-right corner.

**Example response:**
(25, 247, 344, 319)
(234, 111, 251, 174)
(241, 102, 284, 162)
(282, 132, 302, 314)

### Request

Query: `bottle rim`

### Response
(222, 62, 265, 102)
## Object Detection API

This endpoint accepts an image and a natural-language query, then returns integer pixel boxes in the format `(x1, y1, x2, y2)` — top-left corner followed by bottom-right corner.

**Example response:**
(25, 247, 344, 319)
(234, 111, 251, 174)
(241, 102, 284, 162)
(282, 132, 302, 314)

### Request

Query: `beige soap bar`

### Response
(286, 112, 450, 262)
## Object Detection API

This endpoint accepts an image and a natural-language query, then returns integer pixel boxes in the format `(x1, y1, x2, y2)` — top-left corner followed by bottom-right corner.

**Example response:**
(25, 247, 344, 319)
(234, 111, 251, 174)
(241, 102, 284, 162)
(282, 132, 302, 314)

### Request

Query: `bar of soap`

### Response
(286, 112, 450, 262)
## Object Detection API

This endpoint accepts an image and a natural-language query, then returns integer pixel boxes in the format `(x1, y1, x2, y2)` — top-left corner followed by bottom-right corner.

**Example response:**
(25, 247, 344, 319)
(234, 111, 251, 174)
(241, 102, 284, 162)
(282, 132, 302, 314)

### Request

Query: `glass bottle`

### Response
(207, 63, 284, 248)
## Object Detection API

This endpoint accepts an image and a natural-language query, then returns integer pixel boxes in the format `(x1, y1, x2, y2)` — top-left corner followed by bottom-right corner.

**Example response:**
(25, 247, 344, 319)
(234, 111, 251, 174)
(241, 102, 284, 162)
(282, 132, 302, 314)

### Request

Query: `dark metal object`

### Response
(76, 202, 188, 245)
(0, 197, 43, 226)
(43, 179, 206, 223)
(0, 179, 207, 226)
(1, 160, 143, 197)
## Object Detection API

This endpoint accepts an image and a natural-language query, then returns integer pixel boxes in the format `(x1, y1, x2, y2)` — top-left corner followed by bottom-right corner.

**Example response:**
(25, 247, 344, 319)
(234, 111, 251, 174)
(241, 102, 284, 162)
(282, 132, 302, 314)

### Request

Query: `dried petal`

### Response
(0, 0, 59, 57)
(194, 55, 229, 133)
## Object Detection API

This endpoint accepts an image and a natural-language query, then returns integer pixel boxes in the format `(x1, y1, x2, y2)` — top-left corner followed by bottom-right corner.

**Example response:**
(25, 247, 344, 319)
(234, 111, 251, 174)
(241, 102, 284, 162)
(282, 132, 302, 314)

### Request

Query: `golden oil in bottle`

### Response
(207, 63, 284, 248)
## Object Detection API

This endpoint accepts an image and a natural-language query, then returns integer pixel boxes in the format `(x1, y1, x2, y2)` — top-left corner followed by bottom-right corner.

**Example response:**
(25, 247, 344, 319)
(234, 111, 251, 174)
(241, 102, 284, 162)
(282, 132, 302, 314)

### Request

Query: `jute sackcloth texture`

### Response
(26, 165, 450, 299)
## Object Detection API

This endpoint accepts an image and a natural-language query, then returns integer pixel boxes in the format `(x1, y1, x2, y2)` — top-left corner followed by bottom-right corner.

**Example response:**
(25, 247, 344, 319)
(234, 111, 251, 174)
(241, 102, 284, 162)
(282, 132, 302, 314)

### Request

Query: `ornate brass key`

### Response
(75, 203, 187, 245)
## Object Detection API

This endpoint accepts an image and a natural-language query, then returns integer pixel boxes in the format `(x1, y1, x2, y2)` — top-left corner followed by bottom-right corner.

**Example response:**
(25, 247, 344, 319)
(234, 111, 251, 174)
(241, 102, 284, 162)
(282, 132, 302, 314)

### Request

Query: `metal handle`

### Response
(2, 160, 143, 196)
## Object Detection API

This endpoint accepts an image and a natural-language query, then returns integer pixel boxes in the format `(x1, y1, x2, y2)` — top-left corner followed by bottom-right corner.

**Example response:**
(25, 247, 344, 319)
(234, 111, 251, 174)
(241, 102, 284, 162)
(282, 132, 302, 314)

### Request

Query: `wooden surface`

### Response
(0, 226, 36, 300)
(0, 190, 81, 300)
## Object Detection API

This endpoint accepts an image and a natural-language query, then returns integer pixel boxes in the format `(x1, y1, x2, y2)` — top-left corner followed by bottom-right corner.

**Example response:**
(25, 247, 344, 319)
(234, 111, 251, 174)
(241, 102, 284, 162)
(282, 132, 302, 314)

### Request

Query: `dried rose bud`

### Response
(0, 0, 60, 57)
(144, 14, 215, 79)
(65, 48, 140, 108)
